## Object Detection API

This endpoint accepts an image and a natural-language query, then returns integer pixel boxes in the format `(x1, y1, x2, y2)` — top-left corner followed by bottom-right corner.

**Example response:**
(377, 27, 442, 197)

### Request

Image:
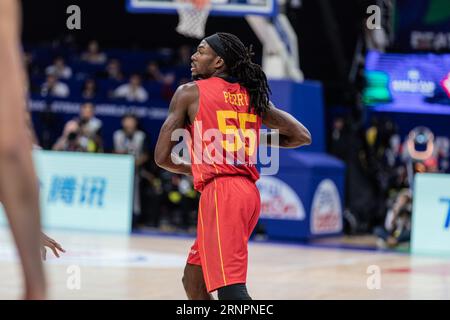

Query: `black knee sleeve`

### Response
(217, 283, 252, 300)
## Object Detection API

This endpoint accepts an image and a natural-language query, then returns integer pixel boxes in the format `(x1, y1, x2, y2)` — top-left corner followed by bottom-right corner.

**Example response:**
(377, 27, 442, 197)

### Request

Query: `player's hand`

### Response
(41, 232, 65, 260)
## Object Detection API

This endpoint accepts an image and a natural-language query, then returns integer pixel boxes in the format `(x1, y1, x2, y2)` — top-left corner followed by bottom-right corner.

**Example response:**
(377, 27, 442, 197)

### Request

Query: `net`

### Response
(175, 0, 211, 39)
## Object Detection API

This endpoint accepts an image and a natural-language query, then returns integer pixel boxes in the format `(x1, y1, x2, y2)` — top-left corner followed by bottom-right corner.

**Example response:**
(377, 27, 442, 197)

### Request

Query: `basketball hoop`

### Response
(175, 0, 211, 39)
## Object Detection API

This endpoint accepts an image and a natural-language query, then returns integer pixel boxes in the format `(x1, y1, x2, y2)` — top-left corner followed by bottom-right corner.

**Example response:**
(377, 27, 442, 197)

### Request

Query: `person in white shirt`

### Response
(114, 114, 149, 222)
(113, 74, 148, 103)
(45, 57, 72, 79)
(40, 74, 70, 98)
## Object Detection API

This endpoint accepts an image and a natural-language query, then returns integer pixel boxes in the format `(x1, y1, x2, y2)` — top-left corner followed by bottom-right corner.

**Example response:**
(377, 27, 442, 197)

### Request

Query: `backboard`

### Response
(127, 0, 277, 17)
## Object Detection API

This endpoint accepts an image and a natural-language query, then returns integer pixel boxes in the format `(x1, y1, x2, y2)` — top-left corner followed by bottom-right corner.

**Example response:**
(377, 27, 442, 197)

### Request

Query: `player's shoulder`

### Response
(176, 81, 198, 94)
(174, 81, 199, 101)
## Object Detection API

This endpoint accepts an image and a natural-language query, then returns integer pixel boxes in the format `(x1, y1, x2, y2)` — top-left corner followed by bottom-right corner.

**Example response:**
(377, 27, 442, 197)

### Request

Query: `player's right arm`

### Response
(261, 102, 312, 148)
(154, 83, 198, 175)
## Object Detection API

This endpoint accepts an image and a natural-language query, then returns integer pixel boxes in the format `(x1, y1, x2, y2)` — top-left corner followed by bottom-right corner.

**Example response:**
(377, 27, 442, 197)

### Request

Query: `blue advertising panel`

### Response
(269, 80, 325, 153)
(0, 150, 134, 233)
(364, 51, 450, 114)
(256, 150, 345, 241)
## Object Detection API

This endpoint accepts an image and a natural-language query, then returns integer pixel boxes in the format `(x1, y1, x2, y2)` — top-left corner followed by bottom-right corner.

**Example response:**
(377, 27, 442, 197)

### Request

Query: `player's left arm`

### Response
(261, 101, 312, 148)
(154, 83, 197, 175)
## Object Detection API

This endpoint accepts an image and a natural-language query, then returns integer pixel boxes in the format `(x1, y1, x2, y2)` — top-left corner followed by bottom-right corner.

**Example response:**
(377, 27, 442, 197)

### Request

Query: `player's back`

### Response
(186, 76, 261, 191)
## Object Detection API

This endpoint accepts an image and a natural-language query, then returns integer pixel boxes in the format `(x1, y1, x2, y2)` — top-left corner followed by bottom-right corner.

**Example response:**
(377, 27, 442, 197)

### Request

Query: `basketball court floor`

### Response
(0, 227, 448, 299)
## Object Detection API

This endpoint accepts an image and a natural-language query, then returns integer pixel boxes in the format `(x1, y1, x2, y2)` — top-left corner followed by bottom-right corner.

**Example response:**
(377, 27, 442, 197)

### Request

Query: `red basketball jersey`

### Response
(186, 77, 262, 191)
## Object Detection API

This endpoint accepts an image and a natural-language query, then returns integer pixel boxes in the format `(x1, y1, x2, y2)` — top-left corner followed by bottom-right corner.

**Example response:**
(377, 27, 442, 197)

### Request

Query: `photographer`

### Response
(52, 120, 84, 151)
(374, 189, 412, 249)
(52, 103, 103, 152)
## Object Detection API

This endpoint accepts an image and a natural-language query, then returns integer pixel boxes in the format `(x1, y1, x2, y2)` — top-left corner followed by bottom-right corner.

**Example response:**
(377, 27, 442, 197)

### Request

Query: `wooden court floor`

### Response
(0, 228, 449, 299)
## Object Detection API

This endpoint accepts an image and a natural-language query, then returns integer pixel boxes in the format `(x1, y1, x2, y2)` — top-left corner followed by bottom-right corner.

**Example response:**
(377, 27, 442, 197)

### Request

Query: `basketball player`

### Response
(0, 0, 46, 299)
(155, 33, 311, 300)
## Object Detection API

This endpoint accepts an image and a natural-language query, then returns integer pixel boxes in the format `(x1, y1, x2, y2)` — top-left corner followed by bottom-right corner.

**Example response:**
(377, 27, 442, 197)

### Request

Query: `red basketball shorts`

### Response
(187, 175, 261, 293)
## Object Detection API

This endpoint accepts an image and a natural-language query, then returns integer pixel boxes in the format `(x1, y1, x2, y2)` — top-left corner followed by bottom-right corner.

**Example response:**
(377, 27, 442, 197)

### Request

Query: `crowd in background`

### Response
(25, 37, 450, 248)
(27, 39, 199, 232)
(26, 39, 192, 104)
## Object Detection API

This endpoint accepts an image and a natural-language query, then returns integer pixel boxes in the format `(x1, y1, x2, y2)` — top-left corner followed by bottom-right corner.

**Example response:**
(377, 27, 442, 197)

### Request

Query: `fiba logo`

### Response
(256, 176, 306, 220)
(310, 179, 342, 234)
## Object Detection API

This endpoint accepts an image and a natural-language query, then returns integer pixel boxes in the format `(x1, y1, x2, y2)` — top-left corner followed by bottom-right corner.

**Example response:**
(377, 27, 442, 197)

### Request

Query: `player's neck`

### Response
(209, 71, 239, 84)
(211, 70, 229, 79)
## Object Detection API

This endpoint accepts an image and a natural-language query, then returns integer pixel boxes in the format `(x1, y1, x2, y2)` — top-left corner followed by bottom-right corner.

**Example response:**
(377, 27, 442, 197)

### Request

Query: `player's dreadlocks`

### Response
(213, 33, 271, 116)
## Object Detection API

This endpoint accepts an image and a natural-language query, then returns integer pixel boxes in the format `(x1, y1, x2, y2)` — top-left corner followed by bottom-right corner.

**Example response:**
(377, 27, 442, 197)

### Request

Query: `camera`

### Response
(67, 131, 78, 141)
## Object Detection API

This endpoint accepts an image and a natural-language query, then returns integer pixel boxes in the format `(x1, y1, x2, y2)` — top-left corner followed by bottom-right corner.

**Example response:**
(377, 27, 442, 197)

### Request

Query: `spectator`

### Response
(40, 74, 70, 98)
(45, 56, 72, 79)
(76, 102, 103, 152)
(101, 59, 124, 82)
(113, 74, 148, 103)
(82, 79, 97, 100)
(143, 61, 164, 82)
(81, 40, 107, 64)
(113, 114, 149, 165)
(374, 189, 412, 249)
(113, 114, 150, 224)
(53, 103, 103, 152)
(52, 120, 84, 152)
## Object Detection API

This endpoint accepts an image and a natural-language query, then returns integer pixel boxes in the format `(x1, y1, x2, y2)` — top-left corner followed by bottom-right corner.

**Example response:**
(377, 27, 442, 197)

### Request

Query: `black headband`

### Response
(204, 33, 227, 61)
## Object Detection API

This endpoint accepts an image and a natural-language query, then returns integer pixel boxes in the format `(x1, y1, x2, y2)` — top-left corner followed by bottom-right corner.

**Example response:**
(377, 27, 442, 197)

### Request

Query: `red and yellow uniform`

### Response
(186, 77, 261, 292)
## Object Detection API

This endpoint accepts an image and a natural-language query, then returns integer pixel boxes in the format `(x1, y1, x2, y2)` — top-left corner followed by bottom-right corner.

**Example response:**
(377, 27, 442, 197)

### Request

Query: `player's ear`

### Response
(215, 56, 225, 69)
